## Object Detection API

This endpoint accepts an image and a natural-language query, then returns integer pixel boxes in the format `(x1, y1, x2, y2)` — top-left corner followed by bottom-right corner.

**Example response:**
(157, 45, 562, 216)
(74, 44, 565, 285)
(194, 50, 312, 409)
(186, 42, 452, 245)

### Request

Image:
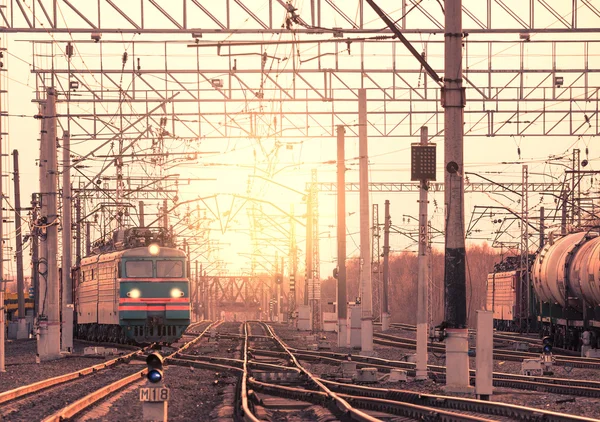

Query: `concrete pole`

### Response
(358, 88, 373, 354)
(37, 87, 62, 362)
(139, 200, 145, 227)
(416, 126, 429, 380)
(0, 103, 4, 373)
(381, 200, 390, 331)
(13, 150, 27, 339)
(85, 222, 91, 255)
(75, 198, 81, 267)
(32, 194, 40, 318)
(61, 131, 73, 352)
(336, 125, 347, 346)
(443, 0, 471, 392)
(540, 207, 545, 249)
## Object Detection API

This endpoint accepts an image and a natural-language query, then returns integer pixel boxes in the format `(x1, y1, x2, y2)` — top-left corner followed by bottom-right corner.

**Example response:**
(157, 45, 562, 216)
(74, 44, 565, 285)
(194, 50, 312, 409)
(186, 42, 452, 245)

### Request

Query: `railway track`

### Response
(245, 323, 599, 421)
(373, 332, 600, 369)
(0, 321, 215, 422)
(250, 339, 600, 399)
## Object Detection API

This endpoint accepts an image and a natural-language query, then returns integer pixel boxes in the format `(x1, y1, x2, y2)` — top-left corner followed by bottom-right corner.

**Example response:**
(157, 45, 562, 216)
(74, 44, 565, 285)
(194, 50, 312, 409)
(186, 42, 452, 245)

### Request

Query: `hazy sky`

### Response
(2, 0, 599, 279)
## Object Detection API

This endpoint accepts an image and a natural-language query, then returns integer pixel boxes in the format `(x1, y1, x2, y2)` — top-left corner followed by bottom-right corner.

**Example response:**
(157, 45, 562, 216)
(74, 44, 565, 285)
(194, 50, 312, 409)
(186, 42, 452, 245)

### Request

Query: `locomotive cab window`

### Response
(125, 260, 153, 277)
(156, 260, 184, 278)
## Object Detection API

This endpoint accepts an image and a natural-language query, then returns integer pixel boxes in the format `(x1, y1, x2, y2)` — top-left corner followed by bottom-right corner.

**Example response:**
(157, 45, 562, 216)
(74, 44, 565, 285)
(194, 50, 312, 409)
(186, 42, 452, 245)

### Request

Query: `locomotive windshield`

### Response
(125, 260, 153, 277)
(157, 260, 184, 277)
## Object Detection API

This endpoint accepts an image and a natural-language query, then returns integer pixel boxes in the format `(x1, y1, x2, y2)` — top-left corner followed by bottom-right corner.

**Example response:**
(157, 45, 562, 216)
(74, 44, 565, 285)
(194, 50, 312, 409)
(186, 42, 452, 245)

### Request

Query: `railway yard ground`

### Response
(2, 321, 600, 421)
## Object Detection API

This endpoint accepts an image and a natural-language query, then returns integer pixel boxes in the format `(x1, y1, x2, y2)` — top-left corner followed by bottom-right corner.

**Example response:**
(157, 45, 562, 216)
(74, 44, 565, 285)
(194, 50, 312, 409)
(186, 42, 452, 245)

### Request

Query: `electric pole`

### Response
(61, 131, 73, 352)
(336, 125, 347, 346)
(381, 200, 390, 331)
(443, 0, 471, 392)
(416, 126, 430, 380)
(13, 150, 27, 339)
(37, 87, 62, 362)
(358, 88, 373, 354)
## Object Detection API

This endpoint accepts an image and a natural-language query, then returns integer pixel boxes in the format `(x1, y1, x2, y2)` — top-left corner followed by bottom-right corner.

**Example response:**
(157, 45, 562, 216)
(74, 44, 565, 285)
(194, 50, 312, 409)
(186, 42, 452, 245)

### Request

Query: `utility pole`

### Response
(139, 201, 145, 227)
(85, 221, 91, 255)
(61, 131, 73, 352)
(288, 204, 297, 325)
(520, 165, 529, 332)
(540, 207, 545, 249)
(443, 0, 471, 392)
(371, 204, 381, 326)
(336, 125, 348, 346)
(75, 198, 81, 267)
(416, 126, 430, 380)
(162, 199, 168, 230)
(32, 194, 40, 319)
(37, 87, 62, 362)
(358, 88, 373, 354)
(13, 150, 27, 339)
(305, 198, 312, 307)
(381, 200, 390, 331)
(309, 169, 321, 332)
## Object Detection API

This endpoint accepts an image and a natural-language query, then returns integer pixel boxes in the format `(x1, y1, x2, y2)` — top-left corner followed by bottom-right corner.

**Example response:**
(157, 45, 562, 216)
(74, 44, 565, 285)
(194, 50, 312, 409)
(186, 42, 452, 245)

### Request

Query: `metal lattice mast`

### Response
(288, 204, 297, 322)
(310, 169, 321, 332)
(371, 204, 381, 323)
(520, 164, 529, 331)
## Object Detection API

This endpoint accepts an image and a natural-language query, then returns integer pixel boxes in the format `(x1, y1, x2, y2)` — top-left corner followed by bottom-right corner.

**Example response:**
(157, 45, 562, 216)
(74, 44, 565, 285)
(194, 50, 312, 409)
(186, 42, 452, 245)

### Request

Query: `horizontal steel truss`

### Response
(2, 0, 599, 33)
(200, 275, 266, 308)
(32, 38, 600, 140)
(313, 181, 566, 193)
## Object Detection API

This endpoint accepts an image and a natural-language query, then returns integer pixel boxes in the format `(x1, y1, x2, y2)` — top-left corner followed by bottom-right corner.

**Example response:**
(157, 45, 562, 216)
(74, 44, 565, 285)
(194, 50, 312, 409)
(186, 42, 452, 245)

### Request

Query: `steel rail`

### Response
(249, 378, 488, 422)
(40, 320, 217, 422)
(374, 333, 600, 369)
(0, 347, 146, 405)
(320, 379, 600, 422)
(251, 347, 600, 397)
(256, 322, 380, 422)
(241, 322, 262, 422)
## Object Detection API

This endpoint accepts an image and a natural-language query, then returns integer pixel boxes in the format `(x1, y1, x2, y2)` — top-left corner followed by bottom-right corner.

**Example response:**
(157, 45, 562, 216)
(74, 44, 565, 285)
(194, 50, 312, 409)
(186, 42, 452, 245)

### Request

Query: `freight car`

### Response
(487, 231, 600, 354)
(75, 227, 190, 344)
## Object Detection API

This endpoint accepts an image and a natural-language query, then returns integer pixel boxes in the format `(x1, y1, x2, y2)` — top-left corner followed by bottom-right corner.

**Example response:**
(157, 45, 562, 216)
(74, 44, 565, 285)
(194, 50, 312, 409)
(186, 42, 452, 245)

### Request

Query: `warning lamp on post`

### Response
(146, 352, 164, 383)
(542, 336, 553, 354)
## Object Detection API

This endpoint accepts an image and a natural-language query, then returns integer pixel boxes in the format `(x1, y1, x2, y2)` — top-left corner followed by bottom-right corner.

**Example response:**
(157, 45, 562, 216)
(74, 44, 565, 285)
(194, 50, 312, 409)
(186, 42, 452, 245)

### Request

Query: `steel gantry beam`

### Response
(1, 0, 599, 33)
(30, 37, 600, 140)
(311, 181, 566, 193)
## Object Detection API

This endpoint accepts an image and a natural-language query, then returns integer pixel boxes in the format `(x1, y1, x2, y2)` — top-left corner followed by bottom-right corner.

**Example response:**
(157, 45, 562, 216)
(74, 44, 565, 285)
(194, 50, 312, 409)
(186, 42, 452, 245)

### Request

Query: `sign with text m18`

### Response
(139, 387, 170, 402)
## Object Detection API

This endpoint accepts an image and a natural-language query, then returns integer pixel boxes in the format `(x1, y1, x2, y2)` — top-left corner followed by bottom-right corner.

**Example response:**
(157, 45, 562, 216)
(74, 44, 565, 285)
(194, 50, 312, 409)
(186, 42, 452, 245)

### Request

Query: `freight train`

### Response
(75, 227, 191, 344)
(487, 231, 600, 354)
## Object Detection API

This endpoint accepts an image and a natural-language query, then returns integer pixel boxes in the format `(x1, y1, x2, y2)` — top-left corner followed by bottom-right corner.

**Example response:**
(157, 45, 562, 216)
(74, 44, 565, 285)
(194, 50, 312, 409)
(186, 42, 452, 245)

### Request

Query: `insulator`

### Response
(122, 52, 128, 65)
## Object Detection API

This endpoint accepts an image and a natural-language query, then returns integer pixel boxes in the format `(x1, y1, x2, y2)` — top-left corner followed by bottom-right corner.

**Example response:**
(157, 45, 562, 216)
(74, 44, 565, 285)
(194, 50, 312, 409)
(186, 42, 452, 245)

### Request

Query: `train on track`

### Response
(75, 227, 191, 344)
(487, 231, 600, 354)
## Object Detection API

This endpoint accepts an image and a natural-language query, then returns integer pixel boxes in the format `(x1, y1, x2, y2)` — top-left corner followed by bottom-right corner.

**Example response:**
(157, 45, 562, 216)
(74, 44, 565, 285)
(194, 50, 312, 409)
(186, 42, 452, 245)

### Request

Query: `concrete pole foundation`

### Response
(381, 312, 390, 332)
(476, 310, 493, 399)
(444, 329, 473, 393)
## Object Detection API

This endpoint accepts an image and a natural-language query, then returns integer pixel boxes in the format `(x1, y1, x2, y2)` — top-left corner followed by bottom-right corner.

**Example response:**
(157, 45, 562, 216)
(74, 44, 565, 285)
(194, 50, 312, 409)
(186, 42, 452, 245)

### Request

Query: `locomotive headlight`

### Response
(148, 243, 160, 255)
(170, 288, 184, 298)
(127, 288, 141, 299)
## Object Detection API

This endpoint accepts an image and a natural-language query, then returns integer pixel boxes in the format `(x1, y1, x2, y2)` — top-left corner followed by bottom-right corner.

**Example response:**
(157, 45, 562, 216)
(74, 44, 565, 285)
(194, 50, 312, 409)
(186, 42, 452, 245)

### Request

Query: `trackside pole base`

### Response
(36, 323, 63, 363)
(476, 310, 493, 399)
(338, 319, 348, 347)
(349, 305, 361, 349)
(444, 328, 473, 394)
(415, 322, 428, 380)
(381, 312, 390, 332)
(16, 318, 28, 340)
(61, 305, 74, 353)
(360, 317, 375, 357)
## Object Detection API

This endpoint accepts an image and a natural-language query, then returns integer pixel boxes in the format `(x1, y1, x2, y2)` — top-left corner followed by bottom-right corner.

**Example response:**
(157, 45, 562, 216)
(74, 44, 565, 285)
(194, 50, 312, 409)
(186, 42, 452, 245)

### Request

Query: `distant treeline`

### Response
(320, 243, 501, 328)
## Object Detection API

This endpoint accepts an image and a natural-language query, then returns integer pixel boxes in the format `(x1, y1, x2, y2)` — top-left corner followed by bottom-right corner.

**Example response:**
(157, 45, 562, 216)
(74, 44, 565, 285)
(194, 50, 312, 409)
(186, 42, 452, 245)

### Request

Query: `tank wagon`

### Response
(487, 232, 600, 352)
(75, 227, 190, 344)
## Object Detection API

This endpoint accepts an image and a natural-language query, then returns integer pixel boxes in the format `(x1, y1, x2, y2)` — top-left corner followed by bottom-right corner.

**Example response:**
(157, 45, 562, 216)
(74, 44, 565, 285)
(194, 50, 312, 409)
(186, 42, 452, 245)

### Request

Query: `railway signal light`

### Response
(146, 352, 164, 383)
(542, 336, 553, 354)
